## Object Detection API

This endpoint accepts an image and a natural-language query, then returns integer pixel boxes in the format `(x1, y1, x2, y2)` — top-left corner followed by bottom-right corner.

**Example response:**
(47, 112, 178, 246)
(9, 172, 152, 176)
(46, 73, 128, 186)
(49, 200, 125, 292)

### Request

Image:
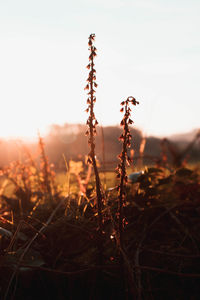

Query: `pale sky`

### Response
(0, 0, 199, 139)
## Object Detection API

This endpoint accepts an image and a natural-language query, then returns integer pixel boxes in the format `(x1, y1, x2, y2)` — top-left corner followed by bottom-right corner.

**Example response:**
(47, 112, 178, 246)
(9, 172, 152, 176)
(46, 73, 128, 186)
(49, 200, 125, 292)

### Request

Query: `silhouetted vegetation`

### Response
(0, 125, 199, 171)
(0, 34, 200, 300)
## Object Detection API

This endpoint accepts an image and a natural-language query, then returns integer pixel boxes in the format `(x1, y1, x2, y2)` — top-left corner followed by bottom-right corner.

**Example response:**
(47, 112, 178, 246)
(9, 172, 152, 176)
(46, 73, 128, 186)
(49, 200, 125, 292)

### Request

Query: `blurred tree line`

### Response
(0, 124, 199, 170)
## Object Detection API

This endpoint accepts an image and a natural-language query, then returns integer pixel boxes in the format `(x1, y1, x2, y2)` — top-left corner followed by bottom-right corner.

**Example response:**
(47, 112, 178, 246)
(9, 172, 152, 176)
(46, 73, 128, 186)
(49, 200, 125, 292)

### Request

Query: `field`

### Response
(0, 141, 200, 300)
(0, 34, 200, 300)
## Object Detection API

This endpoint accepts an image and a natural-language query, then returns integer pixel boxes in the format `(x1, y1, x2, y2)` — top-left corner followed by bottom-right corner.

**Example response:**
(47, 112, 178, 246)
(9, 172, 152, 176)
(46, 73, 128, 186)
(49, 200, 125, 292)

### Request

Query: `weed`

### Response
(116, 96, 139, 248)
(1, 33, 199, 300)
(85, 34, 103, 233)
(38, 133, 55, 204)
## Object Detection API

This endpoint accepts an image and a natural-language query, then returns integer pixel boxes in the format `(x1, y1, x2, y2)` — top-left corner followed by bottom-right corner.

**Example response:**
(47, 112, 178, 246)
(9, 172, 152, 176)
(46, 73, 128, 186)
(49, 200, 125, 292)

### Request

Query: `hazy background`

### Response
(0, 0, 199, 138)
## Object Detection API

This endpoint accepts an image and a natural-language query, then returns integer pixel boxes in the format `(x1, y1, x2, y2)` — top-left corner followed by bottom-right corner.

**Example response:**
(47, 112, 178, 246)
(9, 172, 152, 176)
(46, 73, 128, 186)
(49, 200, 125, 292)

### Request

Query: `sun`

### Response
(0, 115, 48, 140)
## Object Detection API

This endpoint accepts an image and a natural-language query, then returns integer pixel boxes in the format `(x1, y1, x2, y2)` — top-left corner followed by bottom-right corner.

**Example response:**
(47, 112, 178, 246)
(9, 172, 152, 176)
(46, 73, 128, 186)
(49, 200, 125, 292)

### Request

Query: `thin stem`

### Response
(117, 97, 139, 249)
(85, 34, 103, 233)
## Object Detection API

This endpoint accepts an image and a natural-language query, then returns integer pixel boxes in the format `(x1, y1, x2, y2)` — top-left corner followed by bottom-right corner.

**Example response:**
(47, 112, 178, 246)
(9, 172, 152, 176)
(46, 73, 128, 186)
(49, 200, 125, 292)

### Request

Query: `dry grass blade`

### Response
(3, 197, 66, 300)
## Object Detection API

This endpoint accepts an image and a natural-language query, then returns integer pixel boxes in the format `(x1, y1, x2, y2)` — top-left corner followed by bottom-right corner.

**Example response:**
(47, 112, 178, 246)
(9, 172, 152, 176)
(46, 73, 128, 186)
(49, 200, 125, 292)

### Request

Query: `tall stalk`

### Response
(85, 34, 103, 233)
(116, 96, 139, 248)
(38, 133, 52, 204)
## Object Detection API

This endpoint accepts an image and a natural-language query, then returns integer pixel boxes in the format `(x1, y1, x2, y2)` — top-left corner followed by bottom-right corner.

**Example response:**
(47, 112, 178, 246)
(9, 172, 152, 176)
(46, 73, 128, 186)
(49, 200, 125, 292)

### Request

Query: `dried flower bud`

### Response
(87, 157, 92, 164)
(117, 96, 139, 237)
(131, 98, 139, 105)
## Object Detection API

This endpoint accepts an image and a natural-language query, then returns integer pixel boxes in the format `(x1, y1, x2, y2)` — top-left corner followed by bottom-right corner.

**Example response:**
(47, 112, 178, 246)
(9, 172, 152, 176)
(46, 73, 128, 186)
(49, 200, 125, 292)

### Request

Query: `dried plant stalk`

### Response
(116, 96, 139, 248)
(38, 133, 52, 203)
(85, 34, 103, 232)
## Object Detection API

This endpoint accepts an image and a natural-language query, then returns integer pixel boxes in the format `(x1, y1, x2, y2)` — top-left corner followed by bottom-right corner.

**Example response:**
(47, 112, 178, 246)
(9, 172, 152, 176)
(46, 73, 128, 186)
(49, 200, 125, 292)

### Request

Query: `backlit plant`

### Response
(116, 96, 139, 248)
(38, 133, 55, 203)
(85, 33, 103, 233)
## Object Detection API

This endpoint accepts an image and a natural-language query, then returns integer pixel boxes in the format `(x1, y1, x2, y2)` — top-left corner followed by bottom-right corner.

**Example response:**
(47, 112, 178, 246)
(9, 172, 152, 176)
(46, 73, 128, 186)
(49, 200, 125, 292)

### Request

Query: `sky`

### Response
(0, 0, 199, 139)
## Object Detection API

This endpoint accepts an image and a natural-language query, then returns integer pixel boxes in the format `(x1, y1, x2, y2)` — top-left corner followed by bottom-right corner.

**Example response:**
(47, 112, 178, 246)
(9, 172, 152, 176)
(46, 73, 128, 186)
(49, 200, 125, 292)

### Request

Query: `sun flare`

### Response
(0, 114, 48, 139)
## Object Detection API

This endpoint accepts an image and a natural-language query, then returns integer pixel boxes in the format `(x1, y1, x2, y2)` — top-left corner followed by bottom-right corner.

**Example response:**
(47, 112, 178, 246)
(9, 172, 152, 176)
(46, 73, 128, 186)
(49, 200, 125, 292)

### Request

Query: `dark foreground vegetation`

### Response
(0, 163, 200, 300)
(0, 34, 200, 300)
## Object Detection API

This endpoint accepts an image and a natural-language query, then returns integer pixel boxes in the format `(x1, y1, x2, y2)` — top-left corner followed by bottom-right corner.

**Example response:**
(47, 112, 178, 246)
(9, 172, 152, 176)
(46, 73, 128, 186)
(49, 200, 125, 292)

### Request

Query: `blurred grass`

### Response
(0, 167, 148, 199)
(54, 171, 118, 195)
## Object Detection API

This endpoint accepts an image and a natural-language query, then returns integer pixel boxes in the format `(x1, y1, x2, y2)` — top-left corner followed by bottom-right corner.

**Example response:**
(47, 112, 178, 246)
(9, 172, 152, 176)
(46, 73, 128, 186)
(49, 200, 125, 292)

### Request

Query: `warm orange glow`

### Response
(0, 1, 199, 139)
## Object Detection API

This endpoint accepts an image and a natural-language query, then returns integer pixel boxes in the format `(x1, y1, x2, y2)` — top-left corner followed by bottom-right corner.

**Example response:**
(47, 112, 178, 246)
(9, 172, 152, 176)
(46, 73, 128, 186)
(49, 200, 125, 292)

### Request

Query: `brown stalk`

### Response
(116, 96, 139, 249)
(38, 133, 52, 203)
(85, 34, 103, 233)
